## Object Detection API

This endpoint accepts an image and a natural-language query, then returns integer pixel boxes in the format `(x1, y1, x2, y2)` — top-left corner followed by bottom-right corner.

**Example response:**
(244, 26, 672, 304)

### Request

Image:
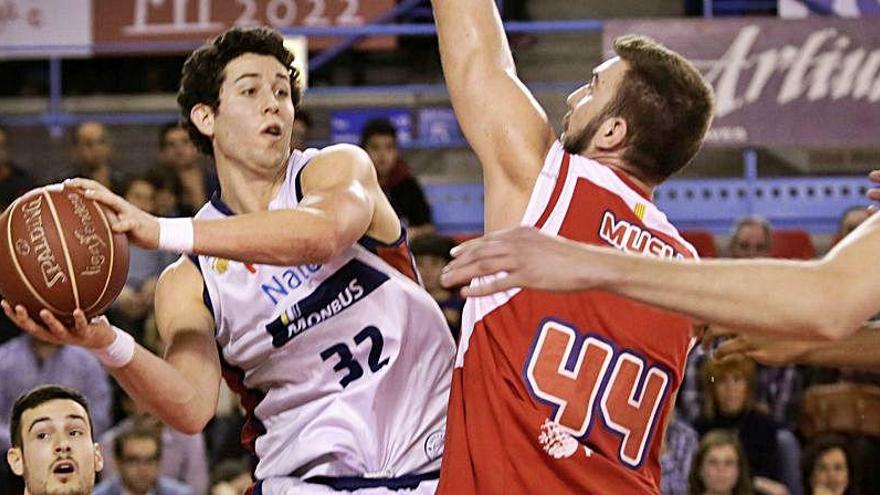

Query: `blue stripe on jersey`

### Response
(304, 469, 440, 491)
(209, 190, 237, 216)
(264, 258, 390, 348)
(186, 254, 215, 321)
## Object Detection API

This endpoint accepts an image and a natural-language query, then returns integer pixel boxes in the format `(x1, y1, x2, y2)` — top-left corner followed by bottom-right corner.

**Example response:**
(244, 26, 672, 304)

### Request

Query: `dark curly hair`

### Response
(177, 26, 303, 157)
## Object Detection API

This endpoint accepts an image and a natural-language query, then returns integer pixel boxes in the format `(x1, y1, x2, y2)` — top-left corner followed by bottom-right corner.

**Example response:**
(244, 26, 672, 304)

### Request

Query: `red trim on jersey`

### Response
(608, 167, 653, 202)
(534, 152, 571, 229)
(358, 231, 420, 284)
(217, 346, 266, 458)
(374, 243, 420, 283)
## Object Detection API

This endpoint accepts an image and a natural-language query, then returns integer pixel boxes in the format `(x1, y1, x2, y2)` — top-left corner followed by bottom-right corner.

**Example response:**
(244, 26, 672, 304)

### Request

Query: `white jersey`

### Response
(191, 149, 454, 487)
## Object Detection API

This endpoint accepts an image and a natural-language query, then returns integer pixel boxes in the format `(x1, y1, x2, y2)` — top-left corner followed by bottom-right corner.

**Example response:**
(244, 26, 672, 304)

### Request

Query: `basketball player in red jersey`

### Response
(431, 1, 714, 493)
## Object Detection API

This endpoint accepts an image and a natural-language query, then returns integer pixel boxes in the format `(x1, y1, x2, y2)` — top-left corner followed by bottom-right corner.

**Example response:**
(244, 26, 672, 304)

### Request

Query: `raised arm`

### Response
(431, 0, 555, 226)
(442, 214, 880, 340)
(1, 257, 221, 434)
(71, 144, 385, 266)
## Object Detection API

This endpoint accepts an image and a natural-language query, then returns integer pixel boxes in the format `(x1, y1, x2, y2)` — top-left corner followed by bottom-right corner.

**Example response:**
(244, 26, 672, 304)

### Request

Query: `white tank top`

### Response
(192, 149, 454, 481)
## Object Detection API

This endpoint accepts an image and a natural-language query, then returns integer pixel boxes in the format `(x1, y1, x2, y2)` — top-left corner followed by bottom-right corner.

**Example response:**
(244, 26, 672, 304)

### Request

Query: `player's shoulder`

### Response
(156, 255, 205, 300)
(311, 143, 371, 169)
(301, 144, 378, 188)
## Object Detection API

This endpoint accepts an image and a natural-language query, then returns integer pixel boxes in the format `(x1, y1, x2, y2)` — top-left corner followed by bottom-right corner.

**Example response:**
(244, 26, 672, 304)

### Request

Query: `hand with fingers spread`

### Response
(1, 299, 116, 350)
(66, 177, 161, 250)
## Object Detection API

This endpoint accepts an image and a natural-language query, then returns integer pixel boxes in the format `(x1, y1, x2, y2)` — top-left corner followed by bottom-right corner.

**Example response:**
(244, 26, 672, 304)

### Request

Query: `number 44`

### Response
(524, 320, 671, 468)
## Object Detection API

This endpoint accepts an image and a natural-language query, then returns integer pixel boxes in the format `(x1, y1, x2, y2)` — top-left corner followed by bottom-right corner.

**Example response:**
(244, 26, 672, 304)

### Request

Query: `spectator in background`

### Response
(661, 414, 699, 495)
(729, 216, 772, 259)
(100, 391, 208, 495)
(834, 207, 870, 246)
(5, 385, 105, 495)
(360, 118, 434, 238)
(801, 435, 858, 495)
(107, 177, 176, 342)
(0, 335, 112, 490)
(210, 457, 252, 495)
(688, 430, 754, 495)
(0, 126, 35, 211)
(0, 126, 34, 347)
(696, 356, 789, 495)
(94, 427, 192, 495)
(149, 123, 217, 217)
(682, 217, 802, 427)
(291, 109, 313, 151)
(63, 122, 126, 192)
(410, 233, 464, 339)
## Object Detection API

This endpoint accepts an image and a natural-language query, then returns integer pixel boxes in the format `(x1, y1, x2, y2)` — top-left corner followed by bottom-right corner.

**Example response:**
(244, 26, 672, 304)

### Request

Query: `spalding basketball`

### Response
(0, 184, 129, 325)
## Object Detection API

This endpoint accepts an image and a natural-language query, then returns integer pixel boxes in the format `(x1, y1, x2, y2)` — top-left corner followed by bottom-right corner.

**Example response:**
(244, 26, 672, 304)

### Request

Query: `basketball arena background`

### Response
(0, 1, 879, 493)
(1, 0, 876, 249)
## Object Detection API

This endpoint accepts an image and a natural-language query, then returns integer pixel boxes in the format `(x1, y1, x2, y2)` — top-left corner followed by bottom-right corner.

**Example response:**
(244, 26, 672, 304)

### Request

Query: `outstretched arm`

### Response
(431, 0, 555, 228)
(714, 322, 880, 370)
(70, 144, 379, 266)
(442, 215, 880, 340)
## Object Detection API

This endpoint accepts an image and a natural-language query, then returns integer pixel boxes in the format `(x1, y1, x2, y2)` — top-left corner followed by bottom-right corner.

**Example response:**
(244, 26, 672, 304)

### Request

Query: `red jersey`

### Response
(438, 142, 698, 494)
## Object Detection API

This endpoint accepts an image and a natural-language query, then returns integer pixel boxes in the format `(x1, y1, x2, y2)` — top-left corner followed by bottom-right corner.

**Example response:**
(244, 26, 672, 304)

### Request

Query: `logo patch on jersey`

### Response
(424, 429, 445, 461)
(538, 419, 579, 459)
(633, 202, 646, 221)
(260, 264, 323, 305)
(265, 259, 389, 347)
(599, 210, 685, 260)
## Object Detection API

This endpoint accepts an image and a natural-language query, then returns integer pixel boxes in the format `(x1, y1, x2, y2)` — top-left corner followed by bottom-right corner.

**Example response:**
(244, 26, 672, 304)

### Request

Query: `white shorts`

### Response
(256, 473, 439, 495)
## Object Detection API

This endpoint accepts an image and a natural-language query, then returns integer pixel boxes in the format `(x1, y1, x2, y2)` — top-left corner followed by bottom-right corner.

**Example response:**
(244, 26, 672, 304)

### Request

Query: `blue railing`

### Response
(424, 176, 874, 236)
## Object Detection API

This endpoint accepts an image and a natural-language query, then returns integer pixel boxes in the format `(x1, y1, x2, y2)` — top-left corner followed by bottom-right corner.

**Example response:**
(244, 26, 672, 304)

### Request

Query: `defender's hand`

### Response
(441, 227, 611, 297)
(66, 178, 160, 250)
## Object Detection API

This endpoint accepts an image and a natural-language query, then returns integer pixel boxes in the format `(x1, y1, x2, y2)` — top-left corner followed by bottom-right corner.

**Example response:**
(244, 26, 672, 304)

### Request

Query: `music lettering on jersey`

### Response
(599, 211, 685, 260)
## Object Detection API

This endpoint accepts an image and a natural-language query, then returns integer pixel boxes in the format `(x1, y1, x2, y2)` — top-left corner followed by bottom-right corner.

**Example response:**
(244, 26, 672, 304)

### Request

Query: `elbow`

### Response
(276, 225, 348, 266)
(168, 411, 212, 436)
(810, 314, 862, 341)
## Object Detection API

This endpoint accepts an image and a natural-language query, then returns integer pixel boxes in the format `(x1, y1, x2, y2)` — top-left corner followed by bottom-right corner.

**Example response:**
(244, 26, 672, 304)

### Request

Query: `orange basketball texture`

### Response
(0, 185, 129, 325)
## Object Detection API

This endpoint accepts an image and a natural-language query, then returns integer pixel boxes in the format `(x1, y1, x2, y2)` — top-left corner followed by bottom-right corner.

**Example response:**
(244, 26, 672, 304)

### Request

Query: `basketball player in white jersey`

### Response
(2, 27, 454, 494)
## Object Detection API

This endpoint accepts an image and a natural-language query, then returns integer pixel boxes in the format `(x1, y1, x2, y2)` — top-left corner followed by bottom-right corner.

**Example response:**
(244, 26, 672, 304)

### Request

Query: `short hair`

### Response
(177, 26, 303, 157)
(10, 385, 94, 449)
(730, 215, 772, 246)
(700, 354, 757, 420)
(294, 109, 313, 128)
(688, 429, 753, 495)
(838, 206, 870, 236)
(608, 35, 715, 182)
(359, 118, 397, 147)
(114, 426, 163, 461)
(158, 122, 186, 148)
(801, 434, 859, 495)
(70, 121, 109, 147)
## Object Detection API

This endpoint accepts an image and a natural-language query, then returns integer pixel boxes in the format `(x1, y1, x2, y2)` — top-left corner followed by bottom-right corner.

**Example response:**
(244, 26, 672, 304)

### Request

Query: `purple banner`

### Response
(604, 18, 880, 147)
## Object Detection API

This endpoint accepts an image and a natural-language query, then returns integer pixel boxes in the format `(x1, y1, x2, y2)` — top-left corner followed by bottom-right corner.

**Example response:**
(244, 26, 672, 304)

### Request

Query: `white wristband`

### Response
(91, 326, 135, 369)
(158, 217, 194, 253)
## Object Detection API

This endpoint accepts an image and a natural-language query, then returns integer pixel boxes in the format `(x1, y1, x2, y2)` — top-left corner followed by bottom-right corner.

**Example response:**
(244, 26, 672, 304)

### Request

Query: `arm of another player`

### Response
(431, 0, 555, 219)
(714, 322, 880, 370)
(70, 144, 376, 266)
(1, 258, 221, 434)
(442, 216, 880, 340)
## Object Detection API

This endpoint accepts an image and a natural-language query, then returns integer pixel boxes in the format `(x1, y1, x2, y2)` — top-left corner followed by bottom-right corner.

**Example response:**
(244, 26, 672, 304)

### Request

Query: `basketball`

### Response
(0, 184, 129, 325)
